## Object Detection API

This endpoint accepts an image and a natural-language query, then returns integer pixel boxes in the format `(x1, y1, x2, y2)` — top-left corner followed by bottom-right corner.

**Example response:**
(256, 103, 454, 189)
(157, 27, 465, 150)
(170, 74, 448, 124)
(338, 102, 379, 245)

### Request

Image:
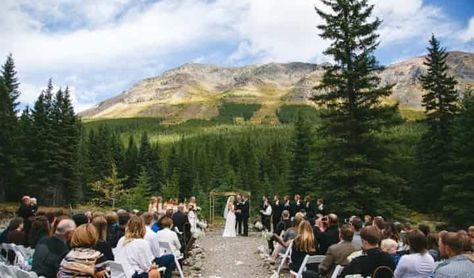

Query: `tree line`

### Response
(0, 0, 472, 227)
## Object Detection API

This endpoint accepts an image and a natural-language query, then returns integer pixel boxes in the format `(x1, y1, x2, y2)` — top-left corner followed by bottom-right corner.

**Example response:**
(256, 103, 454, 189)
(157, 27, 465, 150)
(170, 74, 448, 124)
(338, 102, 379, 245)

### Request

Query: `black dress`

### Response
(290, 244, 317, 272)
(94, 240, 114, 262)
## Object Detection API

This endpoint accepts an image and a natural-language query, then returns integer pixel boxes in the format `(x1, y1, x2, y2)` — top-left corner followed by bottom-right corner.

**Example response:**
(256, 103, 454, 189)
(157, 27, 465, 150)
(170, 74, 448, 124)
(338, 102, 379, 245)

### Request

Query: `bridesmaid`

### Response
(148, 197, 158, 213)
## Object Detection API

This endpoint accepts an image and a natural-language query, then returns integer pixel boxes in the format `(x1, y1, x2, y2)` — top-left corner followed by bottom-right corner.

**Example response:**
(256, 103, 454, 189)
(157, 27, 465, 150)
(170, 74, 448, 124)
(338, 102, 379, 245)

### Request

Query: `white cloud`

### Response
(460, 17, 474, 42)
(0, 0, 471, 111)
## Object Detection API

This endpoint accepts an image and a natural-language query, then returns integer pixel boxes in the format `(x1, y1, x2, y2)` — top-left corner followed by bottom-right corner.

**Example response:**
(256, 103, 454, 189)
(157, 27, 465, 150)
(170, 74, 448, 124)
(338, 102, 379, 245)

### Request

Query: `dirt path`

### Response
(197, 228, 273, 278)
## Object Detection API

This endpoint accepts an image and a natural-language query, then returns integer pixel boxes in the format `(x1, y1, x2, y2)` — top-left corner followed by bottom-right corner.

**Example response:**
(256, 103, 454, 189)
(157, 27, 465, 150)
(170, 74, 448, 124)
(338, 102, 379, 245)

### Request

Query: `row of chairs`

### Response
(275, 240, 343, 278)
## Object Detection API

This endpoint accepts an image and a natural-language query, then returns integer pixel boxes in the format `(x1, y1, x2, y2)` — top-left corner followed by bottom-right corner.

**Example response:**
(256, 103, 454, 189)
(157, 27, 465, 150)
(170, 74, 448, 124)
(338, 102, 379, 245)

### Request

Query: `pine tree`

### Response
(442, 90, 474, 227)
(417, 35, 459, 212)
(123, 135, 139, 187)
(1, 54, 20, 113)
(126, 167, 151, 210)
(138, 132, 163, 194)
(289, 110, 313, 195)
(314, 0, 402, 216)
(89, 165, 127, 209)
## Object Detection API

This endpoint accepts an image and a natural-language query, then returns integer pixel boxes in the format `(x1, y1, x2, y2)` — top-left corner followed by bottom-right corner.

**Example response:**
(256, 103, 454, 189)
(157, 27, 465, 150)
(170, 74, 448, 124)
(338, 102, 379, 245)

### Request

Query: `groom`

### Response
(241, 194, 250, 236)
(235, 195, 243, 235)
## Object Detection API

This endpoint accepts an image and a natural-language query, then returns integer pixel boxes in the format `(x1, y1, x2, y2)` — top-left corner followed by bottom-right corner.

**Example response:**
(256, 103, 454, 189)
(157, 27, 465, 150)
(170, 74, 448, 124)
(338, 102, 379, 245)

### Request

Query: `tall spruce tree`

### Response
(442, 90, 474, 226)
(289, 110, 313, 195)
(314, 0, 402, 216)
(1, 54, 20, 113)
(417, 35, 459, 212)
(0, 80, 17, 201)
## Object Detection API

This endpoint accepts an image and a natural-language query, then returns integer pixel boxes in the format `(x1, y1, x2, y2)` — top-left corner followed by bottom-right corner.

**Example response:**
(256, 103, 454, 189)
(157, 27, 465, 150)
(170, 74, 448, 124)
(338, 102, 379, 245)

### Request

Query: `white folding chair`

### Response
(276, 240, 293, 276)
(13, 267, 39, 278)
(331, 265, 344, 278)
(0, 263, 17, 278)
(158, 241, 184, 278)
(108, 261, 129, 278)
(290, 254, 326, 278)
(0, 243, 9, 263)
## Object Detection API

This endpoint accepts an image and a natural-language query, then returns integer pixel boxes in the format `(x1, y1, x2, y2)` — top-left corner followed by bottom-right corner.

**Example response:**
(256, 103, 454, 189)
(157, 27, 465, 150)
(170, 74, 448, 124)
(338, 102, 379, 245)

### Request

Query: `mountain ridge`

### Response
(80, 51, 474, 123)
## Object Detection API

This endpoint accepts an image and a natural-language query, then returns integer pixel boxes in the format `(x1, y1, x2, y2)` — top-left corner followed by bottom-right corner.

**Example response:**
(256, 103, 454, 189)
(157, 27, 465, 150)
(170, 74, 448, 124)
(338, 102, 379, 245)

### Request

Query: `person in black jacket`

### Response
(18, 196, 35, 219)
(340, 226, 395, 278)
(271, 195, 283, 232)
(32, 219, 76, 278)
(316, 213, 340, 255)
(290, 194, 302, 218)
(235, 195, 243, 235)
(241, 195, 250, 236)
(172, 204, 187, 233)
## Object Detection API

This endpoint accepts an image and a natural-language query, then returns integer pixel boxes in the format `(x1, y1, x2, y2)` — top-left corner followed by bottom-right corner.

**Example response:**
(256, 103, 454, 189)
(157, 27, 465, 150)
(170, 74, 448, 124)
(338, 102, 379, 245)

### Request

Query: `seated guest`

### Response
(363, 215, 373, 227)
(18, 195, 35, 219)
(142, 213, 175, 278)
(57, 224, 106, 278)
(274, 210, 292, 237)
(114, 216, 161, 278)
(105, 211, 118, 246)
(72, 213, 89, 227)
(269, 212, 305, 264)
(6, 217, 26, 246)
(319, 224, 357, 277)
(351, 217, 363, 250)
(381, 238, 401, 266)
(172, 204, 187, 233)
(434, 232, 474, 277)
(373, 216, 385, 233)
(418, 224, 430, 237)
(427, 232, 440, 261)
(32, 219, 76, 278)
(28, 216, 50, 248)
(469, 226, 474, 251)
(316, 213, 339, 255)
(290, 221, 317, 277)
(151, 212, 161, 232)
(156, 216, 182, 258)
(111, 211, 130, 248)
(394, 230, 435, 278)
(340, 226, 395, 278)
(92, 216, 114, 261)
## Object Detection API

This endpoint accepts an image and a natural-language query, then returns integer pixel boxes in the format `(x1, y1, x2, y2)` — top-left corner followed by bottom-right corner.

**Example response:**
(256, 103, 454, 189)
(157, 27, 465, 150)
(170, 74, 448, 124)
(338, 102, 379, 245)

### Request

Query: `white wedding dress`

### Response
(222, 203, 236, 237)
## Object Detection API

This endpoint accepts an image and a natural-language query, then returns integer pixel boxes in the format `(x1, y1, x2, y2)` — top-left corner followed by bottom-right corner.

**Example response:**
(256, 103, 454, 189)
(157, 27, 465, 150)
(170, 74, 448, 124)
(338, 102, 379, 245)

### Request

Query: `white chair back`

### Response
(276, 240, 293, 276)
(293, 254, 326, 278)
(158, 241, 184, 278)
(0, 262, 17, 278)
(108, 261, 129, 278)
(14, 267, 39, 278)
(331, 265, 344, 278)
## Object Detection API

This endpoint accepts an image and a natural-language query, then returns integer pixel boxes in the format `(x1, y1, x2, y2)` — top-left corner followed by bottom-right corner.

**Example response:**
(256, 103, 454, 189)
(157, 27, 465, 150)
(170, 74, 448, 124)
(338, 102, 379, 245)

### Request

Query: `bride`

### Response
(222, 195, 236, 237)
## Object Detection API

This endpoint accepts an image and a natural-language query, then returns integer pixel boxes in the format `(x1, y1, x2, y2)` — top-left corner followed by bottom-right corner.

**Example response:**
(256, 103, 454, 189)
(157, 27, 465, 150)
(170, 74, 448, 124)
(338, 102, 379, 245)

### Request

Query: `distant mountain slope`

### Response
(80, 51, 474, 122)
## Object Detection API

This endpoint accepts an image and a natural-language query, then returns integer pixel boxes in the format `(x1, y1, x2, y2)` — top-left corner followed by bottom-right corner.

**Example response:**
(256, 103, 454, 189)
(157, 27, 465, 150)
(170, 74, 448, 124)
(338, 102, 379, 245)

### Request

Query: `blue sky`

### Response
(0, 0, 472, 112)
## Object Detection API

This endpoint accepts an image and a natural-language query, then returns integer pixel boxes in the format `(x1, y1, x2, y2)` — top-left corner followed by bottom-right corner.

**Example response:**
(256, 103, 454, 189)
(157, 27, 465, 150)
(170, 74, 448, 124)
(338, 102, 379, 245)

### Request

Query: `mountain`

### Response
(80, 51, 474, 123)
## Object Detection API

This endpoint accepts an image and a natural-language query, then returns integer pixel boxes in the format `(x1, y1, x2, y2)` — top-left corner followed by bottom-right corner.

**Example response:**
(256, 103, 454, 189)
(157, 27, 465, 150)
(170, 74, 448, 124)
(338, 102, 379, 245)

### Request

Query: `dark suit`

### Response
(271, 201, 284, 232)
(290, 200, 302, 217)
(172, 211, 187, 233)
(241, 200, 249, 236)
(235, 201, 243, 235)
(316, 224, 340, 255)
(305, 202, 316, 219)
(340, 248, 395, 278)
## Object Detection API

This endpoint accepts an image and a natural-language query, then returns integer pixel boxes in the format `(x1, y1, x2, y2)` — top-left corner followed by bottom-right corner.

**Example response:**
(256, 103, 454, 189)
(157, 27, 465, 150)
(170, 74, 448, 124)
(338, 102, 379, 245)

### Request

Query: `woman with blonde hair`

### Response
(290, 220, 317, 277)
(114, 216, 160, 278)
(222, 195, 236, 237)
(57, 224, 106, 277)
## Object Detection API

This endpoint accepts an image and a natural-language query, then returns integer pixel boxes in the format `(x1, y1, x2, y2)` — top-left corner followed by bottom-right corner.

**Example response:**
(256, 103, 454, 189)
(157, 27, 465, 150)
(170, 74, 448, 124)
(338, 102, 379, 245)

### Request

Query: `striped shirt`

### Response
(433, 254, 474, 278)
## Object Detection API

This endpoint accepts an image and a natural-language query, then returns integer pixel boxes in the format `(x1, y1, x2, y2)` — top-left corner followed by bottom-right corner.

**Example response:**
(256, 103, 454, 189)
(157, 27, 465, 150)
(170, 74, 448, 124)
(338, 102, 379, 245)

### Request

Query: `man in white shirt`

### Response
(142, 213, 176, 278)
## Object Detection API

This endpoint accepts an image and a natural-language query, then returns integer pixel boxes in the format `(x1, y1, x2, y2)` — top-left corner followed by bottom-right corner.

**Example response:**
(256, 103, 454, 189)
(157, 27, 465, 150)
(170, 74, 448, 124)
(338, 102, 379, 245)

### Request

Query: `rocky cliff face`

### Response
(80, 51, 474, 122)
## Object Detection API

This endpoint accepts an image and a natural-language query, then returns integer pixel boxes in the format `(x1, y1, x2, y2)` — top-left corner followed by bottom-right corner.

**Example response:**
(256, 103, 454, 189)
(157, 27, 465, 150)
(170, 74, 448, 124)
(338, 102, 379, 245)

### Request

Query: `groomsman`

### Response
(304, 196, 316, 219)
(283, 195, 291, 215)
(235, 195, 243, 235)
(272, 195, 283, 232)
(241, 195, 250, 236)
(290, 194, 302, 218)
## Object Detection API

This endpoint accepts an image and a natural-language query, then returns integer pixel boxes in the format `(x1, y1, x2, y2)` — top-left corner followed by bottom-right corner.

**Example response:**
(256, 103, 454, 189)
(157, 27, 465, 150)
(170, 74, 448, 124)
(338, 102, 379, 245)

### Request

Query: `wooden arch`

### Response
(209, 190, 251, 224)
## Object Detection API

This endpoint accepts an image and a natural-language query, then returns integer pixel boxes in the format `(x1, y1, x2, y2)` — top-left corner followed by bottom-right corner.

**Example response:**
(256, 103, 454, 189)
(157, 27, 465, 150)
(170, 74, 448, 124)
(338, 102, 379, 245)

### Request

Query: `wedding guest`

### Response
(316, 213, 339, 255)
(341, 226, 395, 278)
(381, 238, 401, 266)
(427, 232, 441, 261)
(92, 215, 114, 261)
(283, 195, 291, 214)
(269, 212, 305, 264)
(111, 211, 130, 248)
(351, 216, 363, 250)
(290, 194, 302, 218)
(32, 219, 76, 278)
(156, 216, 182, 257)
(28, 216, 50, 248)
(304, 196, 316, 219)
(433, 232, 474, 277)
(241, 195, 250, 236)
(6, 217, 26, 246)
(319, 224, 357, 277)
(57, 224, 105, 278)
(235, 195, 243, 235)
(172, 204, 187, 233)
(364, 214, 373, 226)
(113, 216, 161, 278)
(72, 213, 89, 227)
(316, 198, 326, 216)
(394, 230, 435, 278)
(290, 221, 317, 277)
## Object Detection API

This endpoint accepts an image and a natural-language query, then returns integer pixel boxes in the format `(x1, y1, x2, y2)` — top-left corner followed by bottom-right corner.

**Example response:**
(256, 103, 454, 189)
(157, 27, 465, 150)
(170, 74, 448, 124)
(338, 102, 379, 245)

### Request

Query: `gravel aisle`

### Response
(198, 229, 272, 278)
